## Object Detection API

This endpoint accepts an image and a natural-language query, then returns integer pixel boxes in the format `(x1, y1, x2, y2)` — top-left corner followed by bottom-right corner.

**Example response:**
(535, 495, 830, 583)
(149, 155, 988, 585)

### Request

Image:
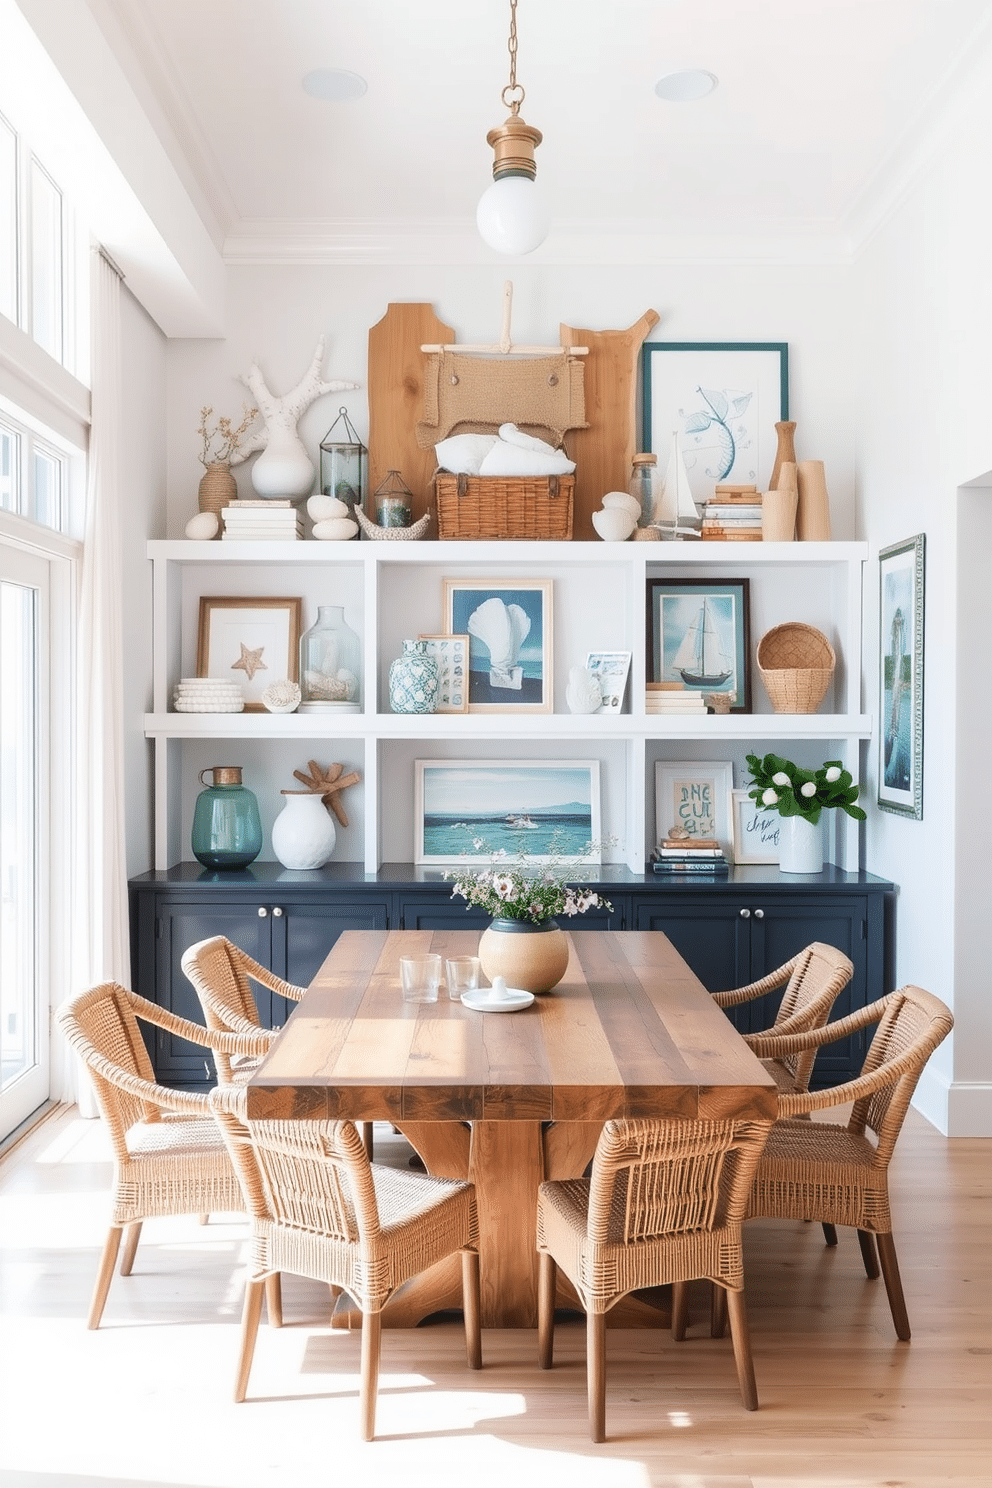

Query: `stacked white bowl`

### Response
(172, 678, 245, 713)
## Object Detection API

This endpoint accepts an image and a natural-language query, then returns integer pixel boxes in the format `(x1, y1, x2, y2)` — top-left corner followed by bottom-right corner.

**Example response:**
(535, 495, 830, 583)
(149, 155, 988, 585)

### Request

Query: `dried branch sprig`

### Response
(198, 403, 260, 466)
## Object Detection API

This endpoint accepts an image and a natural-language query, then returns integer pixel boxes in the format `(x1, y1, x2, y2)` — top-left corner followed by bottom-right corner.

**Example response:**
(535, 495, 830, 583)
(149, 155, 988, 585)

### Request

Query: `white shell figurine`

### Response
(467, 597, 530, 690)
(592, 491, 638, 542)
(261, 680, 301, 714)
(566, 665, 603, 714)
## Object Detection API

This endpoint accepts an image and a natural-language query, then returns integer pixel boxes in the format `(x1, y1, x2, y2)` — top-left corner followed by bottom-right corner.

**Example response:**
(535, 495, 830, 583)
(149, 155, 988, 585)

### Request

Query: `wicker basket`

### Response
(757, 623, 836, 714)
(434, 472, 574, 541)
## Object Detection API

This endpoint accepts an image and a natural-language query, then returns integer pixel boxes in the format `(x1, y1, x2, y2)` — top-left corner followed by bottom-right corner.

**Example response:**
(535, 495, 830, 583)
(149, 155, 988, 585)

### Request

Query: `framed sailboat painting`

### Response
(646, 577, 751, 712)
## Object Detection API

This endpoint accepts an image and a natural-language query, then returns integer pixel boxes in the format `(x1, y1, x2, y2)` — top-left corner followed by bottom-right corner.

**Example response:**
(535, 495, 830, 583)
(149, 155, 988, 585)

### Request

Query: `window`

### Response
(0, 110, 76, 375)
(0, 412, 74, 535)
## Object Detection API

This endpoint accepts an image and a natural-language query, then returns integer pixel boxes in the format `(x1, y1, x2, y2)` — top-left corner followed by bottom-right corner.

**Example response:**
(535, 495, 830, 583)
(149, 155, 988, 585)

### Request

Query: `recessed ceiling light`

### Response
(654, 69, 718, 102)
(302, 69, 367, 102)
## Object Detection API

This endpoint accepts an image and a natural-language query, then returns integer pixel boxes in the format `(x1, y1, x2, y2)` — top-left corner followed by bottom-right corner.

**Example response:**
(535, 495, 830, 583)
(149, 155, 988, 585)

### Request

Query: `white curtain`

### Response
(71, 249, 129, 1108)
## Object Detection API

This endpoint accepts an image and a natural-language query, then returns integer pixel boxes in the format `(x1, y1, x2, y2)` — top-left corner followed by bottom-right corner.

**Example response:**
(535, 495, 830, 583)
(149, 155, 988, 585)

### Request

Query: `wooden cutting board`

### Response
(560, 310, 660, 540)
(367, 303, 454, 525)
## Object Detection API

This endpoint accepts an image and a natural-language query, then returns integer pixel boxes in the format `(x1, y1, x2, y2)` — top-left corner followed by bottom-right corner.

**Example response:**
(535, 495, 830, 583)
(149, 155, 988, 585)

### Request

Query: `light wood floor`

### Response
(1, 1104, 989, 1488)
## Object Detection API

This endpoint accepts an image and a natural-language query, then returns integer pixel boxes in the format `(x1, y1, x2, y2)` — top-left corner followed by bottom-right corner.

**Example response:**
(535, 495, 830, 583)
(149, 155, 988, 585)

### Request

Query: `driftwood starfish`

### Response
(292, 759, 361, 828)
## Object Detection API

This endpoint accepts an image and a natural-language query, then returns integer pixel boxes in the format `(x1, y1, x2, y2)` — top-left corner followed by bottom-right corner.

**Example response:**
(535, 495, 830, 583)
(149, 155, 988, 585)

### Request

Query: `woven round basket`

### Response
(757, 623, 835, 714)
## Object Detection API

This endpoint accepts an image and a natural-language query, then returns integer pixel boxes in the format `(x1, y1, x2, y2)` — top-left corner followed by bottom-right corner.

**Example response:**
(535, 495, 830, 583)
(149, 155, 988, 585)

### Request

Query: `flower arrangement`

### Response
(198, 403, 259, 466)
(445, 832, 613, 925)
(745, 752, 867, 825)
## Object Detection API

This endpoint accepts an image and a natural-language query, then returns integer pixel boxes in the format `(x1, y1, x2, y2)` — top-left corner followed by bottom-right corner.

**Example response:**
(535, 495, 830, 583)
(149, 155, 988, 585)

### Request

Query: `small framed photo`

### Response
(878, 533, 925, 819)
(641, 341, 789, 507)
(443, 577, 553, 713)
(197, 596, 302, 711)
(415, 759, 601, 865)
(655, 760, 734, 856)
(418, 634, 469, 713)
(584, 650, 632, 714)
(731, 788, 781, 864)
(646, 577, 750, 711)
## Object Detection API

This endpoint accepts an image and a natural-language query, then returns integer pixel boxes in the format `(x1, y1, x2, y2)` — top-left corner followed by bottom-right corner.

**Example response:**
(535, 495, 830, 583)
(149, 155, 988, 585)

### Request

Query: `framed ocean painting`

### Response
(878, 534, 924, 819)
(414, 759, 601, 865)
(646, 577, 751, 712)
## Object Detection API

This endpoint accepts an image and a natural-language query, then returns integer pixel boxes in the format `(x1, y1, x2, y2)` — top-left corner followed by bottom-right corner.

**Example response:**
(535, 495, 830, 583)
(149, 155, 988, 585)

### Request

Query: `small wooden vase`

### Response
(796, 460, 832, 541)
(762, 485, 798, 541)
(769, 422, 797, 491)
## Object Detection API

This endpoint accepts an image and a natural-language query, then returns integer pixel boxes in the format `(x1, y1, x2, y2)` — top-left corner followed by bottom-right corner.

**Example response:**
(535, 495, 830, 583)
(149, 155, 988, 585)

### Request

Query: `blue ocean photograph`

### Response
(417, 760, 599, 863)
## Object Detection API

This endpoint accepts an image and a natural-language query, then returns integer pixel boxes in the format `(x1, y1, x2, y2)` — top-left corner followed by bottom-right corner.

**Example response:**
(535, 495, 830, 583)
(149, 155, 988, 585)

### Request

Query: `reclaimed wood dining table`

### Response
(246, 927, 778, 1329)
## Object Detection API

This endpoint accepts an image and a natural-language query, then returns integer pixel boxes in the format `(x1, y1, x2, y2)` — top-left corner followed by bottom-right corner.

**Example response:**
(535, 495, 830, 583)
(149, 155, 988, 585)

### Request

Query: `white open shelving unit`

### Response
(145, 539, 871, 873)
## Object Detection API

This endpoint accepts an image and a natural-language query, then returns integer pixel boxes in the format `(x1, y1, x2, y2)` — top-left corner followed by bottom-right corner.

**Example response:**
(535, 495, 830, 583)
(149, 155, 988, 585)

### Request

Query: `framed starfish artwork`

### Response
(197, 596, 302, 710)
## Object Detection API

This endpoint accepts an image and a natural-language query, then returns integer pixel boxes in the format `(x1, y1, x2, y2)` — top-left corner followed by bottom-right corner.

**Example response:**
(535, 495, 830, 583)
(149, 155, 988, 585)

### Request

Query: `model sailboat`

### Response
(652, 432, 701, 540)
(672, 599, 733, 688)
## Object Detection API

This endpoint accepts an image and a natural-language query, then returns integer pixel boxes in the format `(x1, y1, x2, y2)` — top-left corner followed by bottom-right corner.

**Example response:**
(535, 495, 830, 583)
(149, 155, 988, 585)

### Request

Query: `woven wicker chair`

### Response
(180, 935, 374, 1157)
(209, 1085, 482, 1441)
(745, 984, 953, 1340)
(536, 1115, 773, 1442)
(55, 981, 270, 1330)
(712, 940, 854, 1097)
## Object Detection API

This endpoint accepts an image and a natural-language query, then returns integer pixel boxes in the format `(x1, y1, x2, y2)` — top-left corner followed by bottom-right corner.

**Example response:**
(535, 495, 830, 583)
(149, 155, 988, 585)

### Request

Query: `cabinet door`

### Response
(749, 896, 869, 1085)
(273, 898, 391, 1018)
(152, 898, 273, 1085)
(398, 895, 491, 933)
(632, 896, 751, 1023)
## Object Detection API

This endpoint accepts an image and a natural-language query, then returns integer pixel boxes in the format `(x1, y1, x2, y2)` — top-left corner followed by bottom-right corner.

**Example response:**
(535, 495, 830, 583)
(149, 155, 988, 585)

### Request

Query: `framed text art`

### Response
(443, 577, 553, 713)
(641, 341, 789, 508)
(731, 788, 781, 864)
(418, 634, 469, 713)
(414, 759, 601, 865)
(584, 650, 632, 714)
(878, 533, 925, 819)
(655, 761, 734, 856)
(196, 596, 302, 711)
(646, 577, 751, 711)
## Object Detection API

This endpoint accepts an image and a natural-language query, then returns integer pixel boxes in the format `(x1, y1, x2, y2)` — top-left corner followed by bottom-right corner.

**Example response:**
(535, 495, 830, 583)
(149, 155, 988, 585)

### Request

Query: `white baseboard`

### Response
(916, 1067, 992, 1136)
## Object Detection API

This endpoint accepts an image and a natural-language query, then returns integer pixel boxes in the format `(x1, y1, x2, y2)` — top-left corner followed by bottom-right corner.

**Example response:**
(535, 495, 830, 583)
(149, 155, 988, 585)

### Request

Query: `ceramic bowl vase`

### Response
(477, 917, 570, 994)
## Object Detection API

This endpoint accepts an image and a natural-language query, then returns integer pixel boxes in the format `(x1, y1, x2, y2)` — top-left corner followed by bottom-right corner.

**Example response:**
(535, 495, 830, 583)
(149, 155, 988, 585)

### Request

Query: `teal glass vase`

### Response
(191, 766, 263, 870)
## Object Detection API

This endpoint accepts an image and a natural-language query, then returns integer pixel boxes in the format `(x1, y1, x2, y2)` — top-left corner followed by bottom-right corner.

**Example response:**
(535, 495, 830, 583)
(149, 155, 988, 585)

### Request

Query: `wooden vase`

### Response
(762, 485, 798, 541)
(478, 917, 570, 994)
(197, 461, 237, 527)
(796, 459, 832, 541)
(769, 421, 797, 491)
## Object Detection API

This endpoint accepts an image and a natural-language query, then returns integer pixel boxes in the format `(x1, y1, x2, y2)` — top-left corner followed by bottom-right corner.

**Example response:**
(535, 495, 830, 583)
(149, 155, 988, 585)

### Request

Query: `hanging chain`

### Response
(501, 0, 526, 112)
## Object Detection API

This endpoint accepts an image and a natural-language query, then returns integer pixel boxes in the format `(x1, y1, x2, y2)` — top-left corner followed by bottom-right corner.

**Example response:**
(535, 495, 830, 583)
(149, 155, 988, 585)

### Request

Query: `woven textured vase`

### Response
(197, 461, 237, 522)
(478, 918, 569, 994)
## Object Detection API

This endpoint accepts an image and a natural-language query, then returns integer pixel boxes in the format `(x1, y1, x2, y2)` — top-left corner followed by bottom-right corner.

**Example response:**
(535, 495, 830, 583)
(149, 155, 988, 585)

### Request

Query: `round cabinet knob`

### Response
(739, 908, 751, 919)
(257, 906, 268, 918)
(753, 908, 765, 920)
(272, 906, 284, 918)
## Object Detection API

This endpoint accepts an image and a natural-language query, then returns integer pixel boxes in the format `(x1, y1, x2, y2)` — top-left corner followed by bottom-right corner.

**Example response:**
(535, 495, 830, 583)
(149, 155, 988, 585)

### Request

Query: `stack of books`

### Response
(650, 836, 730, 875)
(222, 499, 304, 541)
(645, 687, 708, 716)
(701, 484, 763, 541)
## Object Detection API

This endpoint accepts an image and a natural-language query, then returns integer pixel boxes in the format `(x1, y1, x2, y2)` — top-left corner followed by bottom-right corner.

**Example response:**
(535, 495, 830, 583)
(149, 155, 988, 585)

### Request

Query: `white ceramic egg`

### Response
(184, 510, 219, 540)
(307, 493, 350, 522)
(592, 508, 636, 542)
(312, 516, 359, 541)
(601, 490, 642, 520)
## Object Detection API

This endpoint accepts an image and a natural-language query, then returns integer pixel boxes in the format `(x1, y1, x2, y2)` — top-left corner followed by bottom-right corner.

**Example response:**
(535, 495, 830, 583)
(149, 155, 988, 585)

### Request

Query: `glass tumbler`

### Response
(400, 954, 442, 1004)
(445, 956, 481, 1001)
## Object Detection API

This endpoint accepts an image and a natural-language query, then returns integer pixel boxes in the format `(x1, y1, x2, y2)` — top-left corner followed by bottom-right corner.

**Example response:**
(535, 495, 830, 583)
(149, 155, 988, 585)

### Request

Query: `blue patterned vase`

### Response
(389, 639, 439, 714)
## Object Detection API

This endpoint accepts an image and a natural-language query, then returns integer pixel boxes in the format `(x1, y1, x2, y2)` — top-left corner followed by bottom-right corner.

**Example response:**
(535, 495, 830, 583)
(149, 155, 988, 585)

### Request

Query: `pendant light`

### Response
(476, 0, 549, 256)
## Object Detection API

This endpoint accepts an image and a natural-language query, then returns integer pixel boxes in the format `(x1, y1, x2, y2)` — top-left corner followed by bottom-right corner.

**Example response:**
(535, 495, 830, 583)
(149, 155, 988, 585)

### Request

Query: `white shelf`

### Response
(146, 537, 870, 873)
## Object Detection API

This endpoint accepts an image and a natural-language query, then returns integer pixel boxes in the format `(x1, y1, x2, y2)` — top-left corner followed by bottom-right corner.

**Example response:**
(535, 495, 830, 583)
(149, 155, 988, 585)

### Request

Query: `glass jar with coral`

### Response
(298, 606, 362, 713)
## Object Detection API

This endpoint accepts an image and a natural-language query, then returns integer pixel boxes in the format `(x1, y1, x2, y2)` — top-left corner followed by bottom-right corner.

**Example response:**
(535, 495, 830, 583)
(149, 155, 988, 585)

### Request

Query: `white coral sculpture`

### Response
(240, 336, 359, 445)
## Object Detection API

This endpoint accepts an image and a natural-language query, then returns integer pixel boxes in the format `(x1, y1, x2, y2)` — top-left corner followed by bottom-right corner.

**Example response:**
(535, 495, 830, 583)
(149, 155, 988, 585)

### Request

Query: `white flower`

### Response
(772, 771, 791, 787)
(800, 781, 817, 798)
(492, 874, 513, 899)
(825, 766, 841, 783)
(762, 788, 779, 806)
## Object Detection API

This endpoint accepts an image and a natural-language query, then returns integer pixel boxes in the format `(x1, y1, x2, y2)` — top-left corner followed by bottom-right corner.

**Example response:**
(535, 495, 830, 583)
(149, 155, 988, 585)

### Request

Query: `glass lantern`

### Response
(319, 407, 367, 517)
(373, 469, 413, 528)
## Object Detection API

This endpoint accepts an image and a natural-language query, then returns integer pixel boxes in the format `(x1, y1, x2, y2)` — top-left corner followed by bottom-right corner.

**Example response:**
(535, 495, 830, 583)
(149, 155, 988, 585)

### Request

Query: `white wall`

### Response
(854, 50, 992, 1134)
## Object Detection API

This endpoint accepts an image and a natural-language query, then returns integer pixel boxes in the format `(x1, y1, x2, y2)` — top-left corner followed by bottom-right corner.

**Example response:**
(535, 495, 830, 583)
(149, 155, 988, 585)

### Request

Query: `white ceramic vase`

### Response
(251, 430, 315, 500)
(271, 791, 336, 869)
(777, 813, 824, 874)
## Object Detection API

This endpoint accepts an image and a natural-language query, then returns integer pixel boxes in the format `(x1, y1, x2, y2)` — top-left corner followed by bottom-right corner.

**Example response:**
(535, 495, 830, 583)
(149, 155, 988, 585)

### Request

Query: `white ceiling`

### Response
(96, 0, 992, 262)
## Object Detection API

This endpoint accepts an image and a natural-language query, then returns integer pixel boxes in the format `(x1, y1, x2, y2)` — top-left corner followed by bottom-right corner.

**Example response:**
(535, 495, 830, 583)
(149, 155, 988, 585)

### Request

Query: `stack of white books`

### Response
(645, 689, 708, 716)
(222, 499, 304, 541)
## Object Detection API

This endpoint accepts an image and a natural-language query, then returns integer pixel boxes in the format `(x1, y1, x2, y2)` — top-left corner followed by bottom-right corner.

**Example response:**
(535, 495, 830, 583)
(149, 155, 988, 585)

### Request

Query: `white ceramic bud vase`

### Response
(251, 430, 315, 500)
(777, 813, 823, 874)
(271, 791, 336, 869)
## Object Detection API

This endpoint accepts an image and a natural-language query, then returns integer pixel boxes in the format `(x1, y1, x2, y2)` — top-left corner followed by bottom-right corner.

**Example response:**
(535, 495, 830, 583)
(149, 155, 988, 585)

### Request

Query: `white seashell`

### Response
(185, 511, 219, 540)
(312, 516, 359, 541)
(307, 493, 349, 522)
(261, 680, 301, 714)
(592, 508, 636, 542)
(467, 597, 530, 674)
(566, 665, 603, 715)
(601, 490, 642, 519)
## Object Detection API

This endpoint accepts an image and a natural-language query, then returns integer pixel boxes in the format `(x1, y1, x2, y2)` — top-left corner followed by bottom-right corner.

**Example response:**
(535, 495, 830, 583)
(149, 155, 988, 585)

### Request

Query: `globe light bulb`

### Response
(476, 174, 549, 256)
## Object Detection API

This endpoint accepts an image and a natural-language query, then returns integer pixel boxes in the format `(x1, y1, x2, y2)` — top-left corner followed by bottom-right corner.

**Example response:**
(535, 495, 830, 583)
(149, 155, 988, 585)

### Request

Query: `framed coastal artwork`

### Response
(414, 759, 601, 865)
(641, 341, 789, 509)
(196, 596, 302, 711)
(418, 634, 469, 713)
(731, 788, 781, 864)
(443, 577, 553, 714)
(584, 650, 632, 713)
(646, 577, 751, 712)
(878, 533, 925, 819)
(654, 761, 733, 856)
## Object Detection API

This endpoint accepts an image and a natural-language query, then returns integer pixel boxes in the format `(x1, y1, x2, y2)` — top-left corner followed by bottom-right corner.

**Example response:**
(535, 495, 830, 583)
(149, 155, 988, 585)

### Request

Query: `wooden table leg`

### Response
(471, 1120, 545, 1328)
